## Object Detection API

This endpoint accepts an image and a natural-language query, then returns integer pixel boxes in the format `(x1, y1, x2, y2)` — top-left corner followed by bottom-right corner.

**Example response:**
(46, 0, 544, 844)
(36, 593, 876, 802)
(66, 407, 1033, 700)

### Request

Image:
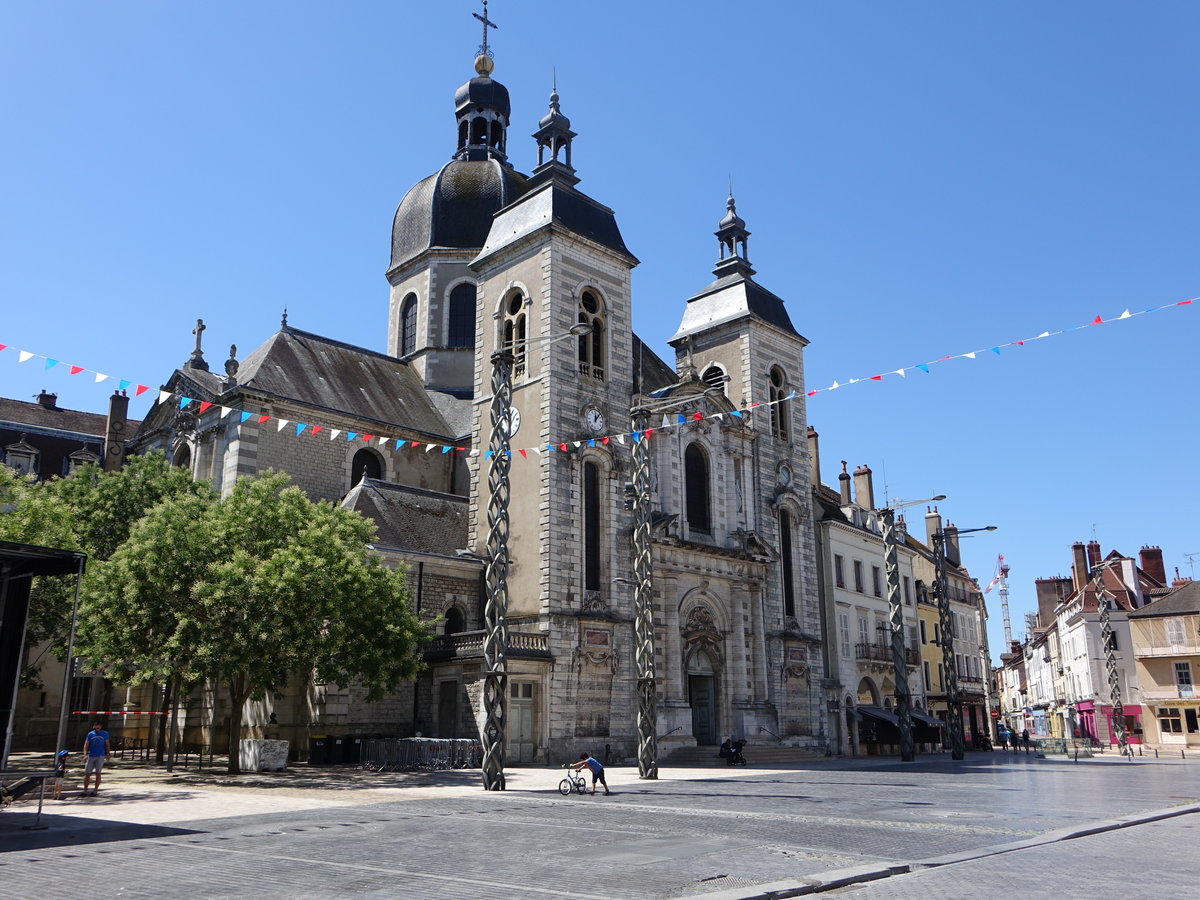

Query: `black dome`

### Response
(454, 76, 511, 119)
(389, 159, 529, 272)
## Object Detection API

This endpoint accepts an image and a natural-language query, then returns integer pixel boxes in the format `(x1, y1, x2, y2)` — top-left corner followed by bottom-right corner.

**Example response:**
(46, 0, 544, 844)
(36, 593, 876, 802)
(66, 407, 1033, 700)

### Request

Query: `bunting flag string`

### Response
(0, 295, 1193, 461)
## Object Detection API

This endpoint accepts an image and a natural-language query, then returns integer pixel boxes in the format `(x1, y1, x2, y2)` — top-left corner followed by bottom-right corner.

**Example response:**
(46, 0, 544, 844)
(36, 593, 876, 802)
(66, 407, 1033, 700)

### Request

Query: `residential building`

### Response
(1130, 579, 1200, 748)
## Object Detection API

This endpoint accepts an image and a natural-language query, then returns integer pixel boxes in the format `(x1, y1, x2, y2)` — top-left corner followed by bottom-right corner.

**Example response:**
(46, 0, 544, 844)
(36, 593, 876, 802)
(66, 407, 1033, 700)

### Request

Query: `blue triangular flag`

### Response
(179, 397, 192, 409)
(240, 411, 252, 422)
(45, 359, 59, 370)
(295, 423, 306, 435)
(916, 364, 930, 373)
(395, 439, 406, 449)
(347, 432, 357, 441)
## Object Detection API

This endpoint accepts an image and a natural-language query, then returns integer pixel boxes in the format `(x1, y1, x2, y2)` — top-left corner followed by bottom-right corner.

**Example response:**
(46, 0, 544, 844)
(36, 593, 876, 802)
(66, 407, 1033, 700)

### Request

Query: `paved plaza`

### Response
(2, 753, 1197, 899)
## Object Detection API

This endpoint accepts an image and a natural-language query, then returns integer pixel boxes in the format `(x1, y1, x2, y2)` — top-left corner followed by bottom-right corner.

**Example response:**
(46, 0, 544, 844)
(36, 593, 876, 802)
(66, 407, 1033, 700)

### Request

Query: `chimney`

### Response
(103, 390, 130, 473)
(1172, 567, 1192, 589)
(806, 425, 821, 487)
(925, 505, 942, 548)
(944, 522, 961, 566)
(838, 460, 851, 506)
(1139, 546, 1166, 586)
(36, 390, 57, 409)
(1086, 540, 1102, 570)
(852, 464, 874, 510)
(1071, 542, 1089, 592)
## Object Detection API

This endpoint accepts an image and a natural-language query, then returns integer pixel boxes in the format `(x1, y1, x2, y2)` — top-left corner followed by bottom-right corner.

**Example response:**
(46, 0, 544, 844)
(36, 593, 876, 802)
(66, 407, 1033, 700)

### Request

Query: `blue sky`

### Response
(3, 2, 1197, 662)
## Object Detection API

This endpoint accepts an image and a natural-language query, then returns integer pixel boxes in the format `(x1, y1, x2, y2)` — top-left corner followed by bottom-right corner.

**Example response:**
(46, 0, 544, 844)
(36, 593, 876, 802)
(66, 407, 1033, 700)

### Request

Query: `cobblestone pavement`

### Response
(1, 754, 1197, 899)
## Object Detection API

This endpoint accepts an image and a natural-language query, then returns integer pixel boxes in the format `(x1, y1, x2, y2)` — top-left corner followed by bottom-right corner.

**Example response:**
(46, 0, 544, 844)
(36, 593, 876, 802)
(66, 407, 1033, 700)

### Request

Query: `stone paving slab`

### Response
(1, 754, 1197, 899)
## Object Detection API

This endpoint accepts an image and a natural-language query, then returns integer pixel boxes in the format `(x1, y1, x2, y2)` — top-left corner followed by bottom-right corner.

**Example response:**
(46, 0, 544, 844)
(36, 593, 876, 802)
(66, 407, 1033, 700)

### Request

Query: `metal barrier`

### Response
(360, 738, 481, 772)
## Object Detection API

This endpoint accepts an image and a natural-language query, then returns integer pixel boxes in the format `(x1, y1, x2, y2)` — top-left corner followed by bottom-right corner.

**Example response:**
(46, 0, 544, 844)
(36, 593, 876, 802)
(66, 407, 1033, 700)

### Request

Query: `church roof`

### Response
(473, 178, 636, 267)
(632, 334, 678, 395)
(341, 478, 469, 556)
(390, 159, 530, 273)
(0, 397, 131, 440)
(234, 328, 457, 439)
(670, 271, 804, 344)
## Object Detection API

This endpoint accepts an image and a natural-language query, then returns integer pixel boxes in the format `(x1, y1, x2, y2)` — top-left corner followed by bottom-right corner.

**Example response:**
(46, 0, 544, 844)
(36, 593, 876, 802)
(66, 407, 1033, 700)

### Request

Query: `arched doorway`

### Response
(857, 677, 881, 707)
(688, 650, 718, 745)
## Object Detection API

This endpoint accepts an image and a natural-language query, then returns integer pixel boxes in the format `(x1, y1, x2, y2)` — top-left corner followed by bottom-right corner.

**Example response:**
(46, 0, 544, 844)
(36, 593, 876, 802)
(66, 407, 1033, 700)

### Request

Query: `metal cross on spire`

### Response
(474, 0, 498, 59)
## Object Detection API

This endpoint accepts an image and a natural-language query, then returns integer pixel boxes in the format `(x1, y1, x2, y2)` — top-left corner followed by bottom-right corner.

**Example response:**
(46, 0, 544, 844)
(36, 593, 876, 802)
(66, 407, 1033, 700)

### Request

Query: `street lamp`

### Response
(628, 387, 723, 780)
(879, 494, 944, 762)
(932, 523, 996, 761)
(479, 322, 591, 792)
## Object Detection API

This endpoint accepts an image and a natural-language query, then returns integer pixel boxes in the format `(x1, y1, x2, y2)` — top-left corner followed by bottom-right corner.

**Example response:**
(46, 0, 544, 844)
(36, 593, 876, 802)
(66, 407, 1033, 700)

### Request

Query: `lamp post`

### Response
(932, 524, 996, 761)
(479, 323, 591, 792)
(627, 387, 723, 780)
(880, 495, 944, 761)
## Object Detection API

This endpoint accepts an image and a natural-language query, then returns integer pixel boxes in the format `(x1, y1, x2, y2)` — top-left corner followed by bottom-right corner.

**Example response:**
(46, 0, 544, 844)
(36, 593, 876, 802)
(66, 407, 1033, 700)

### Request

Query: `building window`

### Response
(858, 615, 869, 648)
(933, 623, 940, 645)
(684, 443, 711, 534)
(444, 607, 465, 635)
(853, 560, 864, 593)
(577, 289, 605, 380)
(903, 577, 912, 606)
(834, 554, 845, 588)
(447, 283, 476, 349)
(923, 661, 931, 692)
(1175, 662, 1193, 691)
(937, 662, 945, 692)
(768, 366, 789, 441)
(1105, 631, 1119, 652)
(400, 293, 418, 357)
(351, 449, 383, 484)
(503, 291, 527, 376)
(702, 365, 726, 393)
(872, 566, 882, 597)
(920, 620, 927, 644)
(780, 513, 795, 617)
(583, 461, 602, 593)
(1158, 707, 1183, 734)
(839, 613, 851, 658)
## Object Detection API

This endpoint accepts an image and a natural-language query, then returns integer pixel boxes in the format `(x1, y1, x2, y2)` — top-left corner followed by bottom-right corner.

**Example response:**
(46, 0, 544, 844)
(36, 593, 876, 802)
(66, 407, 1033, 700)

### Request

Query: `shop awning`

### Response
(910, 710, 944, 728)
(857, 707, 901, 727)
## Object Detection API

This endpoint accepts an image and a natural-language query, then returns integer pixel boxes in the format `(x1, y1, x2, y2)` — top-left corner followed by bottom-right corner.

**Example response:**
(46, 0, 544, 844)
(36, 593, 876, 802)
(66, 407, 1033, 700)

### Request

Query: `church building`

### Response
(128, 27, 828, 762)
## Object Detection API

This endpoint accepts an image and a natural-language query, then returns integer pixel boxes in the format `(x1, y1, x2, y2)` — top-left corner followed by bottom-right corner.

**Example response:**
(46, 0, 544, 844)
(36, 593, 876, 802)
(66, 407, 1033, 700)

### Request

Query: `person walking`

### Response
(569, 753, 611, 795)
(998, 727, 1009, 750)
(51, 750, 69, 800)
(82, 721, 110, 796)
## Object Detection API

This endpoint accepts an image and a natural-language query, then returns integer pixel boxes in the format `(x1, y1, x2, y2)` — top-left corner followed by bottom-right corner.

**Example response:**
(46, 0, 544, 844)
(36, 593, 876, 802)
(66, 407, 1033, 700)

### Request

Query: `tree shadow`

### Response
(0, 812, 199, 853)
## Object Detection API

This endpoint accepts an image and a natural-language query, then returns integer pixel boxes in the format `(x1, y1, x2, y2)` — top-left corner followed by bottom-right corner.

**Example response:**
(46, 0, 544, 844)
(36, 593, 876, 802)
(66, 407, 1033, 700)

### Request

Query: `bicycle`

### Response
(558, 766, 588, 796)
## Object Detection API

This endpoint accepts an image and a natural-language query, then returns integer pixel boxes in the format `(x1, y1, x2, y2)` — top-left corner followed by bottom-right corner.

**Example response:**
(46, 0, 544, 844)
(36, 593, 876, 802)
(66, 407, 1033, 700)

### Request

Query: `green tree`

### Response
(0, 453, 209, 686)
(84, 471, 429, 773)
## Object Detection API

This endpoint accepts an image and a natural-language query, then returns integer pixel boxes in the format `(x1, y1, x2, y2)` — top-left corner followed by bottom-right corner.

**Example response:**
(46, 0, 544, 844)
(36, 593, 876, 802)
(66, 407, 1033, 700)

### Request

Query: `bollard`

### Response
(1074, 749, 1078, 763)
(1154, 748, 1159, 758)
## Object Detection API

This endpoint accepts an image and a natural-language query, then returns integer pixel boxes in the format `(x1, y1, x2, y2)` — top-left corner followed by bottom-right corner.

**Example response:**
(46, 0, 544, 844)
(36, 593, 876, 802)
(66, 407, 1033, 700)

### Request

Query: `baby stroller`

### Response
(719, 738, 748, 766)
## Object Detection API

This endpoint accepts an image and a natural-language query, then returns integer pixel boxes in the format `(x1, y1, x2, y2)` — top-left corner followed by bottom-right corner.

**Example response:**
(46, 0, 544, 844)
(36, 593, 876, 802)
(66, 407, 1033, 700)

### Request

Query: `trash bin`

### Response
(309, 736, 329, 766)
(344, 735, 362, 765)
(329, 736, 347, 764)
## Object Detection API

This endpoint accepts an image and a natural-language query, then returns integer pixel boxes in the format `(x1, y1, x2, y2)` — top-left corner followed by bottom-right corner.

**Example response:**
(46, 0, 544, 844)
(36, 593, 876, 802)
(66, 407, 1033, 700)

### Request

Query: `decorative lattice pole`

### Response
(630, 405, 658, 779)
(481, 349, 513, 790)
(882, 509, 915, 761)
(934, 533, 965, 760)
(1098, 588, 1131, 760)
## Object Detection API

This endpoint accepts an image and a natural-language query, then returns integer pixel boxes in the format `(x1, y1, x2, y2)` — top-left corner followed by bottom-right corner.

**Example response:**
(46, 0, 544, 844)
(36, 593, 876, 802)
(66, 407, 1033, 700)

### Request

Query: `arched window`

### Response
(444, 607, 465, 635)
(471, 117, 488, 145)
(400, 293, 418, 357)
(577, 289, 606, 381)
(172, 445, 191, 470)
(583, 461, 602, 593)
(503, 291, 527, 376)
(458, 120, 468, 151)
(702, 365, 726, 393)
(684, 443, 711, 534)
(351, 448, 383, 484)
(780, 511, 796, 617)
(768, 366, 789, 441)
(447, 283, 476, 349)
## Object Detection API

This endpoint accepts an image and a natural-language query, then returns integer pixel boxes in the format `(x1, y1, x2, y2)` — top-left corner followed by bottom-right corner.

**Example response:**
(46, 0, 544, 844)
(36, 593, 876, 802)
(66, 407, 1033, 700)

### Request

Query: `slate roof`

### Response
(1129, 579, 1200, 618)
(474, 178, 636, 266)
(341, 478, 468, 556)
(390, 159, 530, 272)
(633, 335, 680, 396)
(234, 327, 456, 439)
(0, 397, 136, 439)
(670, 271, 804, 343)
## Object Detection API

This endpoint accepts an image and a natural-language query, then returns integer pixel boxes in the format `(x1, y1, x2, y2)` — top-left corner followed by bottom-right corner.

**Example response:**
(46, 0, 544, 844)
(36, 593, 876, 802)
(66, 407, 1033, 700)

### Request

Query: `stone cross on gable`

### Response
(473, 0, 498, 58)
(187, 318, 210, 372)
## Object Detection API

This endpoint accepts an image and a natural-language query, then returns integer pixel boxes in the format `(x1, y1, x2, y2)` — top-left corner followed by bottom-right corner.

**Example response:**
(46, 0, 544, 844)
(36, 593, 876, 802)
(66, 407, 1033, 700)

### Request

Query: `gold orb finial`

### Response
(474, 54, 494, 77)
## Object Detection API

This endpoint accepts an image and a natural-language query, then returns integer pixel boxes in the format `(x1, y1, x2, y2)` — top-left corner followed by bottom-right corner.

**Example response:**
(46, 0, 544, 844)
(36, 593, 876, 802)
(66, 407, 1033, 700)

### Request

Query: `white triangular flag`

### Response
(220, 406, 234, 418)
(1119, 309, 1131, 319)
(18, 351, 34, 363)
(330, 429, 342, 441)
(425, 443, 436, 452)
(94, 372, 109, 383)
(1037, 331, 1051, 338)
(276, 419, 289, 431)
(377, 436, 388, 446)
(158, 390, 172, 404)
(829, 381, 840, 390)
(964, 352, 976, 359)
(894, 369, 906, 378)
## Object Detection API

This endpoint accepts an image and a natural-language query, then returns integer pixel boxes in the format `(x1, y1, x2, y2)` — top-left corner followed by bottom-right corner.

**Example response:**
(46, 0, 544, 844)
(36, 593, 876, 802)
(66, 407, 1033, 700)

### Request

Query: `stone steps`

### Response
(662, 744, 825, 767)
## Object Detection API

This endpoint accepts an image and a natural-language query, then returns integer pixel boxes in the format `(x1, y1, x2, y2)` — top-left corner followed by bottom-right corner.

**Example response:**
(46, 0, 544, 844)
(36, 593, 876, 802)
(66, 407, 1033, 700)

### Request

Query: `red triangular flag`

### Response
(411, 441, 421, 448)
(256, 414, 269, 424)
(693, 411, 703, 420)
(69, 365, 84, 375)
(601, 436, 610, 444)
(455, 447, 466, 452)
(559, 443, 568, 452)
(518, 448, 527, 459)
(198, 401, 212, 414)
(646, 428, 655, 438)
(1179, 299, 1193, 305)
(1092, 315, 1103, 324)
(0, 345, 6, 352)
(312, 426, 323, 435)
(870, 375, 882, 381)
(1015, 340, 1025, 346)
(362, 434, 372, 442)
(807, 390, 817, 397)
(135, 385, 149, 395)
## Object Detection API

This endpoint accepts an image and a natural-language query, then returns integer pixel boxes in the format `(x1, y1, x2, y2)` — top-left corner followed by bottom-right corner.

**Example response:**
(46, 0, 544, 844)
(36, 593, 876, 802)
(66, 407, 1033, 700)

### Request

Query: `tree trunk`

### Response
(226, 675, 249, 774)
(155, 680, 173, 764)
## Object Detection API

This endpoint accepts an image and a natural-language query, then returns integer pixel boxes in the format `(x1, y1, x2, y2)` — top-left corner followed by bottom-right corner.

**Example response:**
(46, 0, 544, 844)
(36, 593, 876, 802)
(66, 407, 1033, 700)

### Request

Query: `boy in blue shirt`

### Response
(82, 722, 110, 796)
(569, 753, 611, 795)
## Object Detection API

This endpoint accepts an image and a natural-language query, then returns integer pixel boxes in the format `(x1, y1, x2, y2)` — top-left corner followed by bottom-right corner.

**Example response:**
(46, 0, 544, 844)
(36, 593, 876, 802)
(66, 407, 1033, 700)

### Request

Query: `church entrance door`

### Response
(688, 650, 718, 745)
(509, 682, 536, 763)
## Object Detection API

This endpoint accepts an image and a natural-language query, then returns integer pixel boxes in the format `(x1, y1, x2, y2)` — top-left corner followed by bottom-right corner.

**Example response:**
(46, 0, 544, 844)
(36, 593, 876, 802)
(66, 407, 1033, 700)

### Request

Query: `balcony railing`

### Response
(855, 642, 919, 666)
(423, 630, 551, 662)
(1142, 686, 1197, 701)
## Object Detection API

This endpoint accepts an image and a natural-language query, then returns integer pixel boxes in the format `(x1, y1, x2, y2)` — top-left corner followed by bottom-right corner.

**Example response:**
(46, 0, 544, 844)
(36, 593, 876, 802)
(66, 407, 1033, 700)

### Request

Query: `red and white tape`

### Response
(71, 710, 169, 716)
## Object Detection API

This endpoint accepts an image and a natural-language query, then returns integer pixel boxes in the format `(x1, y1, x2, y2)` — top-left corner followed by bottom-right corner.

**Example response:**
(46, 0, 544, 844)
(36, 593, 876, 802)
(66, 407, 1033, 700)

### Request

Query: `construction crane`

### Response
(985, 554, 1013, 646)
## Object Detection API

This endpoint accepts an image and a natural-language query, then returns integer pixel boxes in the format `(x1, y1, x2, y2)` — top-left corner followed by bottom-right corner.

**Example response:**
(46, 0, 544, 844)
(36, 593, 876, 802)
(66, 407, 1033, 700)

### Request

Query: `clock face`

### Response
(584, 407, 606, 434)
(778, 465, 792, 487)
(502, 407, 521, 437)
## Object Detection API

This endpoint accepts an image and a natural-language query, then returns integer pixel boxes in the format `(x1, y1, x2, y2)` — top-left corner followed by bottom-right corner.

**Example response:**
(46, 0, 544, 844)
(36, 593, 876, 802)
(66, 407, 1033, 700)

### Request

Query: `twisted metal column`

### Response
(630, 406, 658, 780)
(934, 534, 965, 760)
(882, 509, 914, 761)
(481, 349, 513, 791)
(1098, 590, 1130, 759)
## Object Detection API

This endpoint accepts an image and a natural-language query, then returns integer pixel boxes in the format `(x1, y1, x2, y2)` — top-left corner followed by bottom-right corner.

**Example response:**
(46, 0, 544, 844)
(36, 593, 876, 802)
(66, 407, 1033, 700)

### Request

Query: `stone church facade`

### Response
(128, 46, 828, 762)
